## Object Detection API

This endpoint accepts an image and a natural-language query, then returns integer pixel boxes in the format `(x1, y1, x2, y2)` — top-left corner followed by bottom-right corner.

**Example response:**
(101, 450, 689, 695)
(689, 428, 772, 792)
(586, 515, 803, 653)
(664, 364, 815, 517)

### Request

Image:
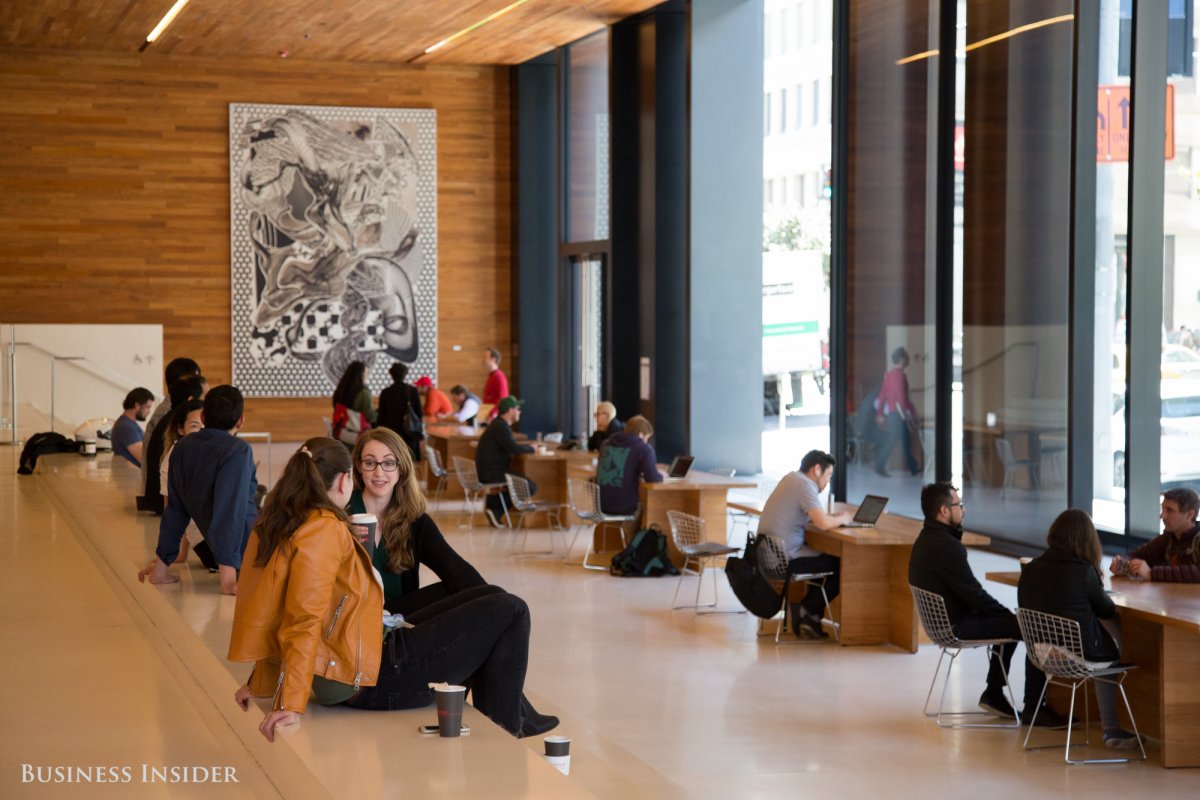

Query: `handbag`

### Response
(724, 533, 784, 618)
(332, 403, 368, 446)
(403, 403, 425, 441)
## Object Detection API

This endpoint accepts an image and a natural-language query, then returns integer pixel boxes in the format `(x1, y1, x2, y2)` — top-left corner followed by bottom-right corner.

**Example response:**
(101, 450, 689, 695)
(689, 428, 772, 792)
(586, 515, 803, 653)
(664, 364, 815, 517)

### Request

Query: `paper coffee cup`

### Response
(348, 514, 377, 558)
(434, 684, 467, 738)
(543, 736, 570, 775)
(82, 440, 97, 456)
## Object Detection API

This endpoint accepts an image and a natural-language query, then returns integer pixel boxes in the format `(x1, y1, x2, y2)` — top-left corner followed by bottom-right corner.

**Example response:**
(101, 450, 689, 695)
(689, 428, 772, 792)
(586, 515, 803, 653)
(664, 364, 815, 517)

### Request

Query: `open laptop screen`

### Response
(853, 494, 889, 524)
(667, 456, 695, 479)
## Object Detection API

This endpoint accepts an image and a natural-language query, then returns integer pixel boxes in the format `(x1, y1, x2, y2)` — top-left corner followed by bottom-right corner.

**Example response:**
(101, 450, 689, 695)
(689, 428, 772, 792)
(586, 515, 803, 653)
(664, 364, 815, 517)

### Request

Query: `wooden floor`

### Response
(2, 445, 1197, 798)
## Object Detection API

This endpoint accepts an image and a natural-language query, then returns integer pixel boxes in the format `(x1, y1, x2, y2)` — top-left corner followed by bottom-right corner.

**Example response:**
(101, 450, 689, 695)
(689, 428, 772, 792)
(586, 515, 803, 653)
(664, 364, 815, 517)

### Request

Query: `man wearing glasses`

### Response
(909, 482, 1064, 728)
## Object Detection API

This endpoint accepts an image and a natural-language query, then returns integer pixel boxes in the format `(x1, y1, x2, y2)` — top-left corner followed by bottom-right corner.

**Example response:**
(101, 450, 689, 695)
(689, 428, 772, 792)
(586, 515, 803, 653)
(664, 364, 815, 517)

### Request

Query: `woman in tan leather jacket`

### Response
(229, 437, 534, 741)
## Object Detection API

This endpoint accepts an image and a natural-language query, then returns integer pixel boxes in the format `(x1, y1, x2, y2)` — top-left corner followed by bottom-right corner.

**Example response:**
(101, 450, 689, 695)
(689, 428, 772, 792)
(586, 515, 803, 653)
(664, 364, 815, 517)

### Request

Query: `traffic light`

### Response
(821, 168, 832, 199)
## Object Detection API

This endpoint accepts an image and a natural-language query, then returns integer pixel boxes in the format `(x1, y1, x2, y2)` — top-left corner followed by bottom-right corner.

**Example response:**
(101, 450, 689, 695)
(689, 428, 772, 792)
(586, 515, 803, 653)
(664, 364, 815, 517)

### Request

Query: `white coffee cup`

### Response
(543, 735, 570, 775)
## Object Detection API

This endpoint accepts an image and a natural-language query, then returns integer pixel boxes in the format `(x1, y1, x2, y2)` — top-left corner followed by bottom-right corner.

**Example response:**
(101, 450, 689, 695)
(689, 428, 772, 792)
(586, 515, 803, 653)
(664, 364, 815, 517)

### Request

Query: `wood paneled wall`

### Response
(0, 48, 512, 440)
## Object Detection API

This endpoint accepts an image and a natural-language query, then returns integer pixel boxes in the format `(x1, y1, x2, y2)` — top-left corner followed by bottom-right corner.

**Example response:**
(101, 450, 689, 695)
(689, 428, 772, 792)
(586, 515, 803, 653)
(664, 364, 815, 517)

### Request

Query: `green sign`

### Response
(763, 321, 819, 337)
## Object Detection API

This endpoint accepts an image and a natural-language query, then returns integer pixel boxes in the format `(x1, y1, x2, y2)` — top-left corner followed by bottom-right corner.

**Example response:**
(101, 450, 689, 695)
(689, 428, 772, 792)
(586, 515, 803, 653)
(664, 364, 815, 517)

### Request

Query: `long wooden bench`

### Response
(35, 453, 604, 798)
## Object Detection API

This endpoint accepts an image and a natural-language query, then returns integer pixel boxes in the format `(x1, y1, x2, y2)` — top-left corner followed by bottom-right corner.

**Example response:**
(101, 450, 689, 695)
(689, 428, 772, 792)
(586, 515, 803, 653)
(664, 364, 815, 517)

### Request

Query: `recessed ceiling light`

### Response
(422, 0, 531, 55)
(141, 0, 192, 50)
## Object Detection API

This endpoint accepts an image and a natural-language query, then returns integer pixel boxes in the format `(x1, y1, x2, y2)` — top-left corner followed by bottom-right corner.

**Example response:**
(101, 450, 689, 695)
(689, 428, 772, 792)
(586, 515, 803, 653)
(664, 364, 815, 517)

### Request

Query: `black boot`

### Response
(518, 694, 559, 738)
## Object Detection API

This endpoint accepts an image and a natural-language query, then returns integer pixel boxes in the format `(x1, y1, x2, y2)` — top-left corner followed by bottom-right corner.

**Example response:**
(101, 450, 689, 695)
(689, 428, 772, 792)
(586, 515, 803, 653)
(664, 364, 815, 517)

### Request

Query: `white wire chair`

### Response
(667, 510, 742, 614)
(1016, 608, 1146, 764)
(757, 534, 837, 642)
(505, 473, 567, 555)
(565, 478, 637, 570)
(423, 444, 450, 504)
(910, 585, 1019, 728)
(451, 456, 509, 529)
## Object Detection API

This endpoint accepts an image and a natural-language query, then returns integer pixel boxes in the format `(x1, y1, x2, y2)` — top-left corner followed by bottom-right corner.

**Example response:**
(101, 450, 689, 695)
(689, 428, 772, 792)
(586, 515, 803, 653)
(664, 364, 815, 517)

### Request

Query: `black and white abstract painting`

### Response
(229, 103, 437, 396)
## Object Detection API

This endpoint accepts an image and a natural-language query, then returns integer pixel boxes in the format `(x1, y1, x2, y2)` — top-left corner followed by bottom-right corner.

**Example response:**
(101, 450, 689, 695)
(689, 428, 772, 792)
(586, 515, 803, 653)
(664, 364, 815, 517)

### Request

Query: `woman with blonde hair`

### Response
(1017, 508, 1142, 750)
(230, 436, 540, 740)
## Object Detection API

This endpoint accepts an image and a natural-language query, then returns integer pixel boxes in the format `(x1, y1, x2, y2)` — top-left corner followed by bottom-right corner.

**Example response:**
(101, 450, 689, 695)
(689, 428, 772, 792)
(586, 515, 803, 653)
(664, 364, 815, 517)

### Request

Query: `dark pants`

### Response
(347, 585, 531, 735)
(954, 611, 1046, 707)
(485, 475, 537, 519)
(874, 412, 918, 474)
(787, 553, 840, 618)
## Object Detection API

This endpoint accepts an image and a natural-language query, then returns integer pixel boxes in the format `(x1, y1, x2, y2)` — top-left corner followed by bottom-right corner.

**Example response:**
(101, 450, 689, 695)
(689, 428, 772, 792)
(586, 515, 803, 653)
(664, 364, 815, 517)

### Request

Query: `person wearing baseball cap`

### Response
(414, 376, 452, 420)
(475, 396, 535, 527)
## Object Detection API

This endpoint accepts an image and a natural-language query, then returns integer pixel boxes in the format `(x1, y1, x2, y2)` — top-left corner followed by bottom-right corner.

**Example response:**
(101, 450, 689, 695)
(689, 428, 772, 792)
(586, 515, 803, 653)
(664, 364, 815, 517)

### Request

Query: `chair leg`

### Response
(670, 558, 690, 608)
(1116, 679, 1148, 762)
(922, 649, 951, 717)
(1023, 680, 1054, 749)
(581, 523, 606, 570)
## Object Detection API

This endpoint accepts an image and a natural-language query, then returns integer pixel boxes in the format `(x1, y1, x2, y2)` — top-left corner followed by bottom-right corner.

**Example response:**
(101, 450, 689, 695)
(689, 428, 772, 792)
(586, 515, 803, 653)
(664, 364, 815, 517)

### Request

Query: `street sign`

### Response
(1097, 83, 1174, 162)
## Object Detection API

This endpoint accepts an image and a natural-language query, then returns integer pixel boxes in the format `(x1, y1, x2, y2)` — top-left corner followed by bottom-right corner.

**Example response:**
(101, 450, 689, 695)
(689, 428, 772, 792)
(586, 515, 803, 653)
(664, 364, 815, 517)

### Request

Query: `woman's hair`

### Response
(253, 437, 352, 567)
(1046, 508, 1103, 575)
(164, 398, 204, 451)
(332, 361, 367, 408)
(168, 374, 207, 408)
(352, 427, 427, 573)
(389, 362, 409, 383)
(595, 401, 617, 421)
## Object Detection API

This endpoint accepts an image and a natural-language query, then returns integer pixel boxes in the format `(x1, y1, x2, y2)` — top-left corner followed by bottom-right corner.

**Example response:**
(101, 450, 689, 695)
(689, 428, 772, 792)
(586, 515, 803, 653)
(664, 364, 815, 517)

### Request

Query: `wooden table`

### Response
(987, 570, 1200, 768)
(639, 471, 756, 565)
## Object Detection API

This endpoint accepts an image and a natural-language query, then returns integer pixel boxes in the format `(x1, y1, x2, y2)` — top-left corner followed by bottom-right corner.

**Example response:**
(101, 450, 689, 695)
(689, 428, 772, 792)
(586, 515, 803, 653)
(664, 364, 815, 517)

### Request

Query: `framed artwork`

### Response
(229, 103, 437, 396)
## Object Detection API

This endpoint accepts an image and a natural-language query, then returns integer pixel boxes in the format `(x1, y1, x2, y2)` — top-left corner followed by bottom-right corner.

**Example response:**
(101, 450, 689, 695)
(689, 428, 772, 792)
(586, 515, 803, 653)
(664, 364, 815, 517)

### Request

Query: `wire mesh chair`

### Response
(423, 445, 450, 505)
(667, 510, 742, 614)
(1016, 608, 1146, 764)
(565, 478, 637, 570)
(910, 585, 1019, 728)
(505, 473, 567, 555)
(451, 456, 509, 529)
(756, 534, 837, 642)
(996, 437, 1039, 498)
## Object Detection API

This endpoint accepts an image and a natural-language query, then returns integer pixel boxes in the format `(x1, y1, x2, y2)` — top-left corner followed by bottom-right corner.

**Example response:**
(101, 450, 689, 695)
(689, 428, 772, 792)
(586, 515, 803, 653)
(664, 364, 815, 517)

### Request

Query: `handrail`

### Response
(3, 334, 146, 439)
(13, 341, 140, 391)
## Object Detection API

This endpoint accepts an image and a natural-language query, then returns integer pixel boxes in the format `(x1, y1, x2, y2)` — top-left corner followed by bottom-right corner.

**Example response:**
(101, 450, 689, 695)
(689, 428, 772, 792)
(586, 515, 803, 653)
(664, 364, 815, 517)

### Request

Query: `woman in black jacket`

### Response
(1017, 509, 1141, 750)
(346, 426, 558, 737)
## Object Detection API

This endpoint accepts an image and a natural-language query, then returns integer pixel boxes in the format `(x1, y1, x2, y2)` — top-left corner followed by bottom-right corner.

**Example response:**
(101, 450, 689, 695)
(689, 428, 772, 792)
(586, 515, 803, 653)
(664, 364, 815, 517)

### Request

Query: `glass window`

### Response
(766, 13, 774, 58)
(795, 83, 805, 128)
(764, 92, 772, 135)
(811, 79, 820, 126)
(956, 1, 1072, 546)
(564, 30, 610, 242)
(780, 88, 788, 133)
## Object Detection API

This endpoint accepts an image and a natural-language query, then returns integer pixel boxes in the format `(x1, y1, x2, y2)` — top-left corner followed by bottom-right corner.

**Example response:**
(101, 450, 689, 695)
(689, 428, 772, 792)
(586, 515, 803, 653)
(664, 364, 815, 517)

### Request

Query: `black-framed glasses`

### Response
(359, 459, 399, 472)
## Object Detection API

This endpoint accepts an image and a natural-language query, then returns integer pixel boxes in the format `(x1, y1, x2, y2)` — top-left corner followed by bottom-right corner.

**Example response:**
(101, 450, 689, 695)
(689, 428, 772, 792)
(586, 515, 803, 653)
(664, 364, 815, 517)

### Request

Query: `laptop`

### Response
(841, 494, 888, 528)
(663, 455, 695, 481)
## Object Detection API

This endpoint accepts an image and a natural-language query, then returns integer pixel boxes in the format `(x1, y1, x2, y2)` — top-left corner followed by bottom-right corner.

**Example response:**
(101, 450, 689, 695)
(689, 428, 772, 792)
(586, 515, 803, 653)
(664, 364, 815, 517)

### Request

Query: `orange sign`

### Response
(1097, 84, 1175, 162)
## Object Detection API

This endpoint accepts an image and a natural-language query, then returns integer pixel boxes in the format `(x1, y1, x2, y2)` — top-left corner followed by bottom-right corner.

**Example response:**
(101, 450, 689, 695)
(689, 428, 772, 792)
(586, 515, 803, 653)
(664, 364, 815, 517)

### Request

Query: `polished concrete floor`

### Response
(3, 444, 1196, 798)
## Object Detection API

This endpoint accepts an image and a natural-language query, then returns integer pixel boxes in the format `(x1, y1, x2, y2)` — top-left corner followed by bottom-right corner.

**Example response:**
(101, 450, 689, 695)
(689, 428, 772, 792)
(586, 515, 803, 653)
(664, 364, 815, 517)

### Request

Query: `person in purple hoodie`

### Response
(596, 415, 662, 516)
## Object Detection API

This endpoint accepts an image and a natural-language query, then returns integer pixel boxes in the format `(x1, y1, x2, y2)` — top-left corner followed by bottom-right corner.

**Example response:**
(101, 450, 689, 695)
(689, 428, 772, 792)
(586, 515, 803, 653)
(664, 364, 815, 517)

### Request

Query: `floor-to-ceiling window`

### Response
(762, 0, 834, 479)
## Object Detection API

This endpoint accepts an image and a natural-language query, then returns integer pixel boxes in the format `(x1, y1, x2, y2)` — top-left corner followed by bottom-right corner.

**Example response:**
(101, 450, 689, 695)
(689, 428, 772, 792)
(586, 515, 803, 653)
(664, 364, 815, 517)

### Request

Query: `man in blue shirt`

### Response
(110, 387, 155, 466)
(137, 385, 257, 595)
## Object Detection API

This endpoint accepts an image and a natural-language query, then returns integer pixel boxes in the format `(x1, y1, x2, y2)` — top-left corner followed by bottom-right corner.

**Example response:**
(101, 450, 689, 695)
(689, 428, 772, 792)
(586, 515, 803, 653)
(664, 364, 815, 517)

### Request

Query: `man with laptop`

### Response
(758, 450, 854, 638)
(597, 415, 663, 515)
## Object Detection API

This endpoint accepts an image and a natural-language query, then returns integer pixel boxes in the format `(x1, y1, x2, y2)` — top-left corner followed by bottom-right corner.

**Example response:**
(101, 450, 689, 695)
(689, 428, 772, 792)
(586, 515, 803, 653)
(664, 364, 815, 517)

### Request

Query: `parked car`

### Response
(1111, 378, 1200, 489)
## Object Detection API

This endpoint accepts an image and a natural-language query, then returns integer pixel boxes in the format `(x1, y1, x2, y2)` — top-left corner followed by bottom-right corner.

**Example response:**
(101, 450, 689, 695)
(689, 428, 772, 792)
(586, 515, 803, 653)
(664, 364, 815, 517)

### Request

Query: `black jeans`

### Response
(787, 553, 840, 617)
(954, 611, 1046, 708)
(347, 585, 531, 735)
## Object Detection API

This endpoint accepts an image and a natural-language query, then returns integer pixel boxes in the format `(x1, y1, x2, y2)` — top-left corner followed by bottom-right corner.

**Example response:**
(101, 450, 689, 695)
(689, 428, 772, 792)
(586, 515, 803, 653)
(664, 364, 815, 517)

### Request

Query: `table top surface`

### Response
(986, 570, 1200, 632)
(643, 468, 756, 491)
(426, 424, 529, 441)
(737, 500, 990, 547)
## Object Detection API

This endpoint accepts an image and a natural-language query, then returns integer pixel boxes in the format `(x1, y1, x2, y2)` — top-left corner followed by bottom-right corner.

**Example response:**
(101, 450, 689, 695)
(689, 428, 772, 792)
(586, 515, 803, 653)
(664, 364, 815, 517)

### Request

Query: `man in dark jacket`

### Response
(596, 414, 662, 515)
(909, 482, 1063, 727)
(137, 386, 258, 595)
(1116, 487, 1200, 582)
(475, 396, 535, 527)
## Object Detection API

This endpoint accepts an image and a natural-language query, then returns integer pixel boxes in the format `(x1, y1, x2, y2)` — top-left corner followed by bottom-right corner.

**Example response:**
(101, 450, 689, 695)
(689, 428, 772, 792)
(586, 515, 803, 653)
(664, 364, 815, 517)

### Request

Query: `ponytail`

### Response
(253, 437, 352, 566)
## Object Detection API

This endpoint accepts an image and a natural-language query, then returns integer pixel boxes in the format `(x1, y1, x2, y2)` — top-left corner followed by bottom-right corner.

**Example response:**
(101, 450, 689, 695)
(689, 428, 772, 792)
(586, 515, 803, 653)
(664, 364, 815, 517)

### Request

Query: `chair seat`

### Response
(596, 513, 637, 523)
(516, 500, 568, 513)
(681, 542, 740, 557)
(790, 570, 835, 581)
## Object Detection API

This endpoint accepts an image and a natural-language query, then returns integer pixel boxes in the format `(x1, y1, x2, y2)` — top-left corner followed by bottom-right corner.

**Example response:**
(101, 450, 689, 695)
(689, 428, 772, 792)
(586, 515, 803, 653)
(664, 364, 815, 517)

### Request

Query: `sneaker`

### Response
(797, 612, 830, 640)
(1103, 729, 1145, 751)
(1020, 703, 1070, 729)
(484, 509, 502, 528)
(978, 690, 1016, 719)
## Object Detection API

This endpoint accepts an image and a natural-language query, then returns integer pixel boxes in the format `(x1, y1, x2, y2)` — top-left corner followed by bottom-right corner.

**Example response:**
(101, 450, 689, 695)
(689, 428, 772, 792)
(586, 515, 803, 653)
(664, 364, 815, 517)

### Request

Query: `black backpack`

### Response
(724, 532, 783, 618)
(610, 526, 679, 577)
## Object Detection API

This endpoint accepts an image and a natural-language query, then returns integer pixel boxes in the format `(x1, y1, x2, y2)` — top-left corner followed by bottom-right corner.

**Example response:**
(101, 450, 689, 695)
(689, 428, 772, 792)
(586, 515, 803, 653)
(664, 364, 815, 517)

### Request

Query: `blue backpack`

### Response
(610, 527, 679, 577)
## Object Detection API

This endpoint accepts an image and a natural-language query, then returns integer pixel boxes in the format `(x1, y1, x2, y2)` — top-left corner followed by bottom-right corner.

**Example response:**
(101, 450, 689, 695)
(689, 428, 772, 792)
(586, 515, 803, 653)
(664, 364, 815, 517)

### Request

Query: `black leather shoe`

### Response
(519, 712, 560, 738)
(1021, 703, 1070, 729)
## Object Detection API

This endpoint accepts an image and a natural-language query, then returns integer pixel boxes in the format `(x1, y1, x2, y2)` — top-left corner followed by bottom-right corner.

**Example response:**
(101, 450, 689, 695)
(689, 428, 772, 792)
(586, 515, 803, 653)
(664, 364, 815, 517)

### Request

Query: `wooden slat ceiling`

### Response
(0, 0, 665, 65)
